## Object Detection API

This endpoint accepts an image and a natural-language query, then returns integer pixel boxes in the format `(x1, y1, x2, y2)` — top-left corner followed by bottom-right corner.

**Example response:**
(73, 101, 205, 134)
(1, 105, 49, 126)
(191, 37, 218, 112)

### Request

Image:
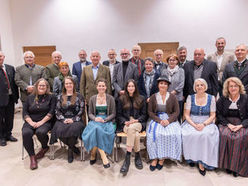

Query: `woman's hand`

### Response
(64, 118, 74, 124)
(160, 120, 169, 126)
(228, 124, 242, 132)
(233, 125, 243, 132)
(146, 98, 150, 103)
(194, 123, 205, 131)
(171, 90, 177, 95)
(95, 117, 104, 123)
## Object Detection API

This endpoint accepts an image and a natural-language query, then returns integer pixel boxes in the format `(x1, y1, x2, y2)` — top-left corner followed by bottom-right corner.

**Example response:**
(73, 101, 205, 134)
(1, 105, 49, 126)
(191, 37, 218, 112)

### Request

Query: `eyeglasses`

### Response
(121, 53, 129, 56)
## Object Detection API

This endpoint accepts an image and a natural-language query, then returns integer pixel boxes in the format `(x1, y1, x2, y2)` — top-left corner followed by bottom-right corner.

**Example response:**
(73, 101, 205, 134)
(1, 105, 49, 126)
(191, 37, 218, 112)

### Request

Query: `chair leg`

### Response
(80, 140, 83, 161)
(50, 144, 55, 160)
(22, 143, 24, 160)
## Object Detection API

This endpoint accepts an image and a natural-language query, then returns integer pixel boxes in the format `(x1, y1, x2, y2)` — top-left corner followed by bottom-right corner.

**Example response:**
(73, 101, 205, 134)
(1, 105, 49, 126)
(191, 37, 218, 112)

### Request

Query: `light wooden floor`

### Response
(0, 112, 247, 186)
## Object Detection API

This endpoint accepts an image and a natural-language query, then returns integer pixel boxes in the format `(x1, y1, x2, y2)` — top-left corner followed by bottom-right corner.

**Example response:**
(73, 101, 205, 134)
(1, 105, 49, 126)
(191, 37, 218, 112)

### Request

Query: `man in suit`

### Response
(72, 49, 91, 85)
(207, 37, 235, 96)
(0, 51, 19, 146)
(45, 51, 62, 88)
(177, 46, 190, 67)
(183, 48, 218, 99)
(222, 44, 248, 92)
(80, 51, 111, 103)
(15, 51, 47, 103)
(102, 49, 120, 95)
(130, 45, 144, 76)
(113, 48, 139, 98)
(153, 49, 167, 75)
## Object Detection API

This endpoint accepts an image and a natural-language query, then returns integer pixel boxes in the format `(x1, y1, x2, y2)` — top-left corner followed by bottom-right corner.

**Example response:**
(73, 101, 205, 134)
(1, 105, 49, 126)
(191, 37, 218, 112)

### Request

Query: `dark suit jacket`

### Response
(116, 95, 147, 132)
(137, 71, 159, 100)
(72, 61, 91, 84)
(0, 64, 19, 106)
(130, 57, 145, 75)
(102, 60, 120, 66)
(222, 59, 248, 93)
(216, 94, 248, 128)
(183, 59, 218, 99)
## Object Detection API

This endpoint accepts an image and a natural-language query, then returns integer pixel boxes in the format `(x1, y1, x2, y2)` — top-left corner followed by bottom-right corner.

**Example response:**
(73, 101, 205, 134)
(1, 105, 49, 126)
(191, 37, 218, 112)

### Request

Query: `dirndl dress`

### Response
(182, 94, 219, 169)
(82, 105, 115, 155)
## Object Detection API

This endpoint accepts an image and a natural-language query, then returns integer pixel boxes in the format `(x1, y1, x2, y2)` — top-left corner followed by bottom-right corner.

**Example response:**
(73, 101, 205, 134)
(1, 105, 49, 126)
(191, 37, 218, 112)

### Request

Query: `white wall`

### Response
(0, 0, 15, 66)
(9, 0, 248, 67)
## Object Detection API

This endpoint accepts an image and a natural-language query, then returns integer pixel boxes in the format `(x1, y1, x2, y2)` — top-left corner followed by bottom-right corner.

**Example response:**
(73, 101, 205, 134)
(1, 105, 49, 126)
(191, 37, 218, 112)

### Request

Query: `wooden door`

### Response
(138, 42, 179, 62)
(23, 46, 56, 67)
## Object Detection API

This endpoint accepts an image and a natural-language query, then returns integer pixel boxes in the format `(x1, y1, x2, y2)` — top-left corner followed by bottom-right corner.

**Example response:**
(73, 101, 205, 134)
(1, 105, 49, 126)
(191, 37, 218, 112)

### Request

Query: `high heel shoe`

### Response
(103, 163, 110, 169)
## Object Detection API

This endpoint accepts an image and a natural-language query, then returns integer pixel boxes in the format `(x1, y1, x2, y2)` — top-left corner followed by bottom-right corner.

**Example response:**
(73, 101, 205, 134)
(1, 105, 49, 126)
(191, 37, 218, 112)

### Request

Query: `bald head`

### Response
(90, 51, 101, 66)
(235, 44, 248, 62)
(194, 48, 205, 66)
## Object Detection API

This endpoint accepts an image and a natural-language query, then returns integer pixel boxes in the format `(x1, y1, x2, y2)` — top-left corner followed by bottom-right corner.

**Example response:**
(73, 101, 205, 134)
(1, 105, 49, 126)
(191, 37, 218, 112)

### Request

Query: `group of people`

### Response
(0, 37, 247, 178)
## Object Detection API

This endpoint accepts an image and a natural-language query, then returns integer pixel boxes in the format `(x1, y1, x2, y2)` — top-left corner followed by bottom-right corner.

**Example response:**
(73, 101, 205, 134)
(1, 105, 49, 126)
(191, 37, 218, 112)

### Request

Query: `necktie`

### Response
(1, 66, 10, 89)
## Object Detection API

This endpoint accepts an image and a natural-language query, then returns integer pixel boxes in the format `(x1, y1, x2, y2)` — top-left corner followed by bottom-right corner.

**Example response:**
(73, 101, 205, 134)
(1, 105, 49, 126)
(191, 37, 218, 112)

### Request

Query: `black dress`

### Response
(50, 93, 84, 144)
(22, 94, 56, 156)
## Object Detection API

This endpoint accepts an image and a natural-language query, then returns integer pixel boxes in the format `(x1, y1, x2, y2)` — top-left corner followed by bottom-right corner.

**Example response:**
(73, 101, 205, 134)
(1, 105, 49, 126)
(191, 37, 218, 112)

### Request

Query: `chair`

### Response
(114, 131, 147, 162)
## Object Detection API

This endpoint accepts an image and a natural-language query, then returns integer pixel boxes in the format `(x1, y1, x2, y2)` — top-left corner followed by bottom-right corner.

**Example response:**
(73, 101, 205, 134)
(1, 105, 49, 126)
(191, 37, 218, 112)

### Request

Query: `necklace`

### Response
(97, 94, 106, 105)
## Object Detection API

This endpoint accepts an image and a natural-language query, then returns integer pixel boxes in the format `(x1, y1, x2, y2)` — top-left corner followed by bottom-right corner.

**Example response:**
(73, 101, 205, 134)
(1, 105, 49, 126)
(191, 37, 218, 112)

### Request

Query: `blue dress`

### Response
(82, 105, 115, 155)
(146, 93, 182, 160)
(181, 94, 219, 169)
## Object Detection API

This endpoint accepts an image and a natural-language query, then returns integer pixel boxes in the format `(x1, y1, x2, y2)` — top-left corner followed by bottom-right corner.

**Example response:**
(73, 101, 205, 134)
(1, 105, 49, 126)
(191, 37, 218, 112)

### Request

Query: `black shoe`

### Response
(0, 139, 7, 146)
(90, 159, 97, 165)
(103, 163, 110, 169)
(198, 167, 206, 176)
(68, 148, 74, 163)
(72, 146, 80, 155)
(149, 165, 156, 171)
(189, 162, 195, 167)
(156, 163, 163, 170)
(6, 135, 18, 142)
(233, 172, 239, 177)
(226, 169, 232, 174)
(134, 152, 143, 170)
(120, 153, 131, 176)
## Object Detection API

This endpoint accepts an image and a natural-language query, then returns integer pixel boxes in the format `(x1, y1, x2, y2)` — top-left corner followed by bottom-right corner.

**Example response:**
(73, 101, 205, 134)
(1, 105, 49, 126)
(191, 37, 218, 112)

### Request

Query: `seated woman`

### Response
(53, 62, 78, 96)
(82, 78, 115, 168)
(147, 75, 181, 171)
(161, 54, 185, 122)
(138, 57, 159, 102)
(22, 78, 56, 170)
(50, 77, 84, 163)
(117, 79, 147, 176)
(181, 78, 219, 176)
(217, 77, 248, 177)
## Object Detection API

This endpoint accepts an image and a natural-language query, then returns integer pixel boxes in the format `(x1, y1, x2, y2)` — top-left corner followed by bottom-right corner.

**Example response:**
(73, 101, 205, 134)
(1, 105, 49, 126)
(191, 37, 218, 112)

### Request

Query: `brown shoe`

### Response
(35, 147, 49, 159)
(30, 155, 38, 170)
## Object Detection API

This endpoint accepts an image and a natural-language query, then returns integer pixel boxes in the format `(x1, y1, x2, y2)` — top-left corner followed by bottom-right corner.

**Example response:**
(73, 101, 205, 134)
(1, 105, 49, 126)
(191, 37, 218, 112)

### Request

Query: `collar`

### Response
(25, 64, 35, 68)
(237, 58, 247, 64)
(92, 64, 99, 69)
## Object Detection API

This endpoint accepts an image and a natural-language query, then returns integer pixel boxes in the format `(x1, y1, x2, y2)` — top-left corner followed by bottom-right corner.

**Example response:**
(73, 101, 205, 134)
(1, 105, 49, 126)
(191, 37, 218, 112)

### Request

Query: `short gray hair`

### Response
(193, 78, 208, 92)
(23, 51, 35, 58)
(51, 51, 62, 57)
(177, 46, 187, 54)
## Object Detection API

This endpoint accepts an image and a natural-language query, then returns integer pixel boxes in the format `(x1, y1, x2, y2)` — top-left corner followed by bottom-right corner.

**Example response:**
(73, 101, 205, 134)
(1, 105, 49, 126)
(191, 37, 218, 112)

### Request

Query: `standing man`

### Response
(130, 45, 144, 76)
(153, 49, 167, 75)
(45, 51, 62, 88)
(15, 51, 46, 103)
(113, 49, 139, 98)
(177, 46, 190, 67)
(183, 48, 218, 99)
(222, 44, 248, 92)
(103, 49, 120, 95)
(0, 51, 19, 146)
(72, 49, 91, 85)
(207, 37, 235, 96)
(80, 51, 111, 103)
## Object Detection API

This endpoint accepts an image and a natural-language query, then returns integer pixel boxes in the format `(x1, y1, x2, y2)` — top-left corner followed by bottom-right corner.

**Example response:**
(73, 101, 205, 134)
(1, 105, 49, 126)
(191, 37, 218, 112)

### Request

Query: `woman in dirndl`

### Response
(147, 75, 182, 171)
(82, 78, 115, 169)
(217, 77, 248, 177)
(181, 78, 219, 176)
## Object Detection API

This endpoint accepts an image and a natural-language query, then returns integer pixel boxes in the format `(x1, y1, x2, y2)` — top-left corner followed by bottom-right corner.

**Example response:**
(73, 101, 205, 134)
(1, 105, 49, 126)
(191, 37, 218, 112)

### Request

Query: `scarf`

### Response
(167, 65, 179, 81)
(144, 69, 155, 97)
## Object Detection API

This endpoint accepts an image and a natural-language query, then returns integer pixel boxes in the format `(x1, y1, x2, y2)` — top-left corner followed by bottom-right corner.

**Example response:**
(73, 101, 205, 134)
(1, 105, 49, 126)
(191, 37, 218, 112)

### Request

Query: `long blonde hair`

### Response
(222, 77, 246, 97)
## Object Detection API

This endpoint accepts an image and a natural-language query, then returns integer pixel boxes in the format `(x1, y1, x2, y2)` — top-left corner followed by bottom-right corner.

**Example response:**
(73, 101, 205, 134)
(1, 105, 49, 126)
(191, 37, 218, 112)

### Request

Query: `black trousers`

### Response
(59, 137, 77, 149)
(178, 100, 184, 123)
(0, 97, 15, 139)
(22, 122, 51, 156)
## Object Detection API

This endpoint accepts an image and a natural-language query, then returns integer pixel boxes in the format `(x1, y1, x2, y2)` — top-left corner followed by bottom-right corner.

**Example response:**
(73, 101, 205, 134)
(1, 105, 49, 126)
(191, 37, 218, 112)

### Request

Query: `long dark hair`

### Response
(62, 76, 77, 106)
(120, 79, 143, 110)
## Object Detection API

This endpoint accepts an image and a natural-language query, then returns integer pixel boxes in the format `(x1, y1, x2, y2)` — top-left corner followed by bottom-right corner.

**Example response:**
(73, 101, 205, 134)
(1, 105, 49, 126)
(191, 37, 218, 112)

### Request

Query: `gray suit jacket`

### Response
(113, 62, 139, 97)
(80, 64, 111, 102)
(45, 63, 60, 88)
(15, 64, 46, 102)
(207, 51, 235, 81)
